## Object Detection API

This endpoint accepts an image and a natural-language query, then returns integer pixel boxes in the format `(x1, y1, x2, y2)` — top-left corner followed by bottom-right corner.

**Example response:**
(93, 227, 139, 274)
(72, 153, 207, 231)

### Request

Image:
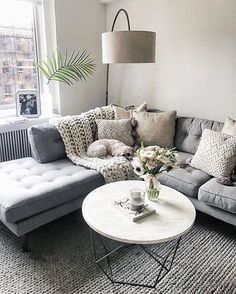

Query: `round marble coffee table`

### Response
(82, 180, 196, 288)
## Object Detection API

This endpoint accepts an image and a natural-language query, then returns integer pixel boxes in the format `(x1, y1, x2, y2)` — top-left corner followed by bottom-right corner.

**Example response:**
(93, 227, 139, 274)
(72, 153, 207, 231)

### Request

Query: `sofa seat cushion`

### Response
(199, 179, 236, 214)
(0, 158, 104, 223)
(158, 152, 211, 198)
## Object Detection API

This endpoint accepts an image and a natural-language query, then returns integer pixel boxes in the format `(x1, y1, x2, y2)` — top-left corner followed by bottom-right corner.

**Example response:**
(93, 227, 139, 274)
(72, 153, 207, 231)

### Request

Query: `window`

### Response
(0, 0, 39, 109)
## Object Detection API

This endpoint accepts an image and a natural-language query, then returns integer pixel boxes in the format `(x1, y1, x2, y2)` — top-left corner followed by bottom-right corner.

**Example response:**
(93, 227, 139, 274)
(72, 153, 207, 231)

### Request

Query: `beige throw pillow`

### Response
(111, 102, 147, 119)
(190, 129, 236, 179)
(222, 117, 236, 137)
(133, 110, 176, 148)
(96, 119, 134, 146)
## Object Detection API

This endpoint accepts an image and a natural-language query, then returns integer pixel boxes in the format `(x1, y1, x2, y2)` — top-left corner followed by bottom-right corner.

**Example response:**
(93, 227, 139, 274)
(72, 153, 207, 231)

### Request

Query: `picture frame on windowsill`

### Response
(16, 89, 41, 118)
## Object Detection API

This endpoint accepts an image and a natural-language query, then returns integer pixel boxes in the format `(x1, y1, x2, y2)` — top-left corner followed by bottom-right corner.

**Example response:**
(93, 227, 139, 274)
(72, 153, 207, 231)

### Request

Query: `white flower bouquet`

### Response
(132, 144, 177, 201)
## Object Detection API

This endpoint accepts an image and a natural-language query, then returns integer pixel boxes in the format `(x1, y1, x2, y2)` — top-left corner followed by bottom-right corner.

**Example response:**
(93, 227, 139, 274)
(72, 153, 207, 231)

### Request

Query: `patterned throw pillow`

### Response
(190, 129, 236, 180)
(96, 119, 134, 146)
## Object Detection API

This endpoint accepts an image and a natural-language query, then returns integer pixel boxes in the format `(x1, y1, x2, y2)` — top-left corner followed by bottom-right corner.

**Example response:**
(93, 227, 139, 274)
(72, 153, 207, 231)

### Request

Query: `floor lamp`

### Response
(102, 8, 156, 106)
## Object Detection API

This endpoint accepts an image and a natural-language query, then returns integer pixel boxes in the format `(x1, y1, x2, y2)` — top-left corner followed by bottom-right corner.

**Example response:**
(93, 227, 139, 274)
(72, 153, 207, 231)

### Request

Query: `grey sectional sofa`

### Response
(0, 115, 235, 250)
(159, 117, 236, 226)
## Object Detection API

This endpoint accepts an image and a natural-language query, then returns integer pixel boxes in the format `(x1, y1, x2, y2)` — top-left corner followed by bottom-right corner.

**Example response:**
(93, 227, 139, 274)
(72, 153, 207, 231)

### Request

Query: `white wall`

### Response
(106, 0, 236, 122)
(54, 0, 106, 115)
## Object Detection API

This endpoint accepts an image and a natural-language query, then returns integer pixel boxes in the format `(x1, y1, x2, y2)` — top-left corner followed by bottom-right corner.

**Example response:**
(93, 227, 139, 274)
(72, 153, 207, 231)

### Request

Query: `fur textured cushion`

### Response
(190, 129, 236, 180)
(133, 110, 176, 148)
(111, 102, 147, 119)
(222, 117, 236, 137)
(96, 119, 134, 146)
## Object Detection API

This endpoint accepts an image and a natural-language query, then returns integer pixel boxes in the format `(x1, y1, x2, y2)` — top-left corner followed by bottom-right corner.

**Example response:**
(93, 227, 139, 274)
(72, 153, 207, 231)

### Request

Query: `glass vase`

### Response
(144, 174, 161, 202)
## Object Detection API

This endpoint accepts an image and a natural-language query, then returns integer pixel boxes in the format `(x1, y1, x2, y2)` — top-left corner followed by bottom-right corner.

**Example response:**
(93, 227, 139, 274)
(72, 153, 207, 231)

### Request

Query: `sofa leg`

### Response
(20, 234, 29, 252)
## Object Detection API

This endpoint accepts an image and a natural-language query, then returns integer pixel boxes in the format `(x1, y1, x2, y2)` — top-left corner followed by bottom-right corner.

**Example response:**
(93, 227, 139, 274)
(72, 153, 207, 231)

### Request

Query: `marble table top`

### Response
(82, 180, 196, 244)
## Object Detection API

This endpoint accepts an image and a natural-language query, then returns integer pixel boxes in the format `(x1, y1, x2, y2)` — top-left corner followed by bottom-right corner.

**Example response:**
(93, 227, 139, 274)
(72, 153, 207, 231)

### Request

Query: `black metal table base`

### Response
(90, 229, 181, 289)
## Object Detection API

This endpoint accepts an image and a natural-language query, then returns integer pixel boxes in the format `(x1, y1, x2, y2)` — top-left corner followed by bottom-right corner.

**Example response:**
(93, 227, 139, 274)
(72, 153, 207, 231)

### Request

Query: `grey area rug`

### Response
(0, 210, 235, 294)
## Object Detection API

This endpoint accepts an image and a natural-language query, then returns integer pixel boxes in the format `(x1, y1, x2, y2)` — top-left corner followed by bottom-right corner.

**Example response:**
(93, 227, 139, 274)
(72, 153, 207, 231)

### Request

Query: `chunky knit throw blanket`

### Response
(55, 105, 136, 183)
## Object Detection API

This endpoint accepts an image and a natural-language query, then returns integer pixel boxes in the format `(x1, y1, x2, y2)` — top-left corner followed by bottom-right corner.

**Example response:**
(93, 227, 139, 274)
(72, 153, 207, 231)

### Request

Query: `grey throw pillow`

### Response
(96, 119, 134, 146)
(190, 129, 236, 180)
(133, 110, 176, 148)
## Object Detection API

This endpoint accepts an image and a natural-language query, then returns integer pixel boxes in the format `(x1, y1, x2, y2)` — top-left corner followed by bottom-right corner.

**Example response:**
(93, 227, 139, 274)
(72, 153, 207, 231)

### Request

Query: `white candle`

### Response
(129, 188, 145, 211)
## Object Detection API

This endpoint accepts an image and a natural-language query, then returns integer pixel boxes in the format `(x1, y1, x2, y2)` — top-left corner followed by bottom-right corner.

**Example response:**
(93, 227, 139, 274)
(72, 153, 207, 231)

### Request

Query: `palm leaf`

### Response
(36, 63, 50, 79)
(36, 48, 96, 85)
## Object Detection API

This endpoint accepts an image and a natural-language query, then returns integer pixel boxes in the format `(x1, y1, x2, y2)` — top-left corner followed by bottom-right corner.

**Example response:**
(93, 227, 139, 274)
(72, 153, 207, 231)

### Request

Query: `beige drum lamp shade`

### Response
(102, 8, 156, 105)
(102, 31, 156, 64)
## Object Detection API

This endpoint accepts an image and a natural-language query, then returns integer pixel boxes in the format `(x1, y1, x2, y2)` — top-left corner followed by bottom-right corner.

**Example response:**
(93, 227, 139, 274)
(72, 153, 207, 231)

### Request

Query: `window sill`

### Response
(101, 0, 117, 3)
(0, 113, 61, 132)
(0, 108, 16, 119)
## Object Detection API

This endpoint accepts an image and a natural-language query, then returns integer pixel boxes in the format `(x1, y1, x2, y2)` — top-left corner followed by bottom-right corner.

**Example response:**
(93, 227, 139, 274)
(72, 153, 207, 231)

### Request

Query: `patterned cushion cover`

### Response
(96, 119, 134, 146)
(190, 129, 236, 180)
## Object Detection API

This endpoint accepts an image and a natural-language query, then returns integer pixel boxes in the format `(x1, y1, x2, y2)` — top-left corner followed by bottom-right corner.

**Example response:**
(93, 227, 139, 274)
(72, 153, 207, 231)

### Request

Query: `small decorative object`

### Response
(36, 48, 95, 85)
(144, 174, 162, 201)
(132, 143, 177, 201)
(129, 188, 145, 211)
(16, 89, 41, 118)
(113, 197, 156, 222)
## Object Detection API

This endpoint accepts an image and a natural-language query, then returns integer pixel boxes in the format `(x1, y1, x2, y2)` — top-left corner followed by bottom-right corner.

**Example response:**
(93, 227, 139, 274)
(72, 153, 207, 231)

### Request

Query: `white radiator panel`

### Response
(0, 117, 54, 162)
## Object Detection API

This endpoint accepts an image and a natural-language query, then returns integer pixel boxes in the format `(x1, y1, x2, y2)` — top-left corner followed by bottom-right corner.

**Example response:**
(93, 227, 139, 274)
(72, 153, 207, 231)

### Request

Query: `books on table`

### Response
(113, 197, 156, 222)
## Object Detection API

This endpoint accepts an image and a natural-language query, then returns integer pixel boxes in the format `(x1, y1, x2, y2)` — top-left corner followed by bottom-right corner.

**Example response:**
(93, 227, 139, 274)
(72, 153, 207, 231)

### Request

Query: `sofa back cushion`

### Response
(175, 117, 223, 154)
(28, 123, 66, 163)
(27, 114, 224, 162)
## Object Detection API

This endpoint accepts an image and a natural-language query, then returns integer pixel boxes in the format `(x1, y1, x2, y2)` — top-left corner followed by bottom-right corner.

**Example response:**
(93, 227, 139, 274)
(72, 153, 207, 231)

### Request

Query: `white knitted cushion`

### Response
(96, 119, 134, 146)
(190, 129, 236, 179)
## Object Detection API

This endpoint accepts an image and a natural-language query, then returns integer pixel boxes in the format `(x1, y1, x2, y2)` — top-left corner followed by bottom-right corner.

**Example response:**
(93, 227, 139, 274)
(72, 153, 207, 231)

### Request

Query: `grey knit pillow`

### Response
(96, 119, 134, 146)
(190, 129, 236, 180)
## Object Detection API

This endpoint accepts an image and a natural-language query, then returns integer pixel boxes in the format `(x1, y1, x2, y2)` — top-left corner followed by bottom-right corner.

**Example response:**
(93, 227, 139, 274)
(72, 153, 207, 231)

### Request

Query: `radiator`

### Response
(0, 129, 32, 162)
(0, 117, 55, 162)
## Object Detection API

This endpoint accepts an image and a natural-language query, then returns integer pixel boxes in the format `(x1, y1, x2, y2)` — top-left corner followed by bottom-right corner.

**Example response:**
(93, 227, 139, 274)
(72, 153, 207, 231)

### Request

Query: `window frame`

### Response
(0, 0, 45, 114)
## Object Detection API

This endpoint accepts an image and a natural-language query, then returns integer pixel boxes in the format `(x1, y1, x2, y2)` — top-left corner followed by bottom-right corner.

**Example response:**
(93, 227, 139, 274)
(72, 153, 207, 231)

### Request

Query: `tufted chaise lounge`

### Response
(0, 124, 104, 250)
(0, 116, 235, 250)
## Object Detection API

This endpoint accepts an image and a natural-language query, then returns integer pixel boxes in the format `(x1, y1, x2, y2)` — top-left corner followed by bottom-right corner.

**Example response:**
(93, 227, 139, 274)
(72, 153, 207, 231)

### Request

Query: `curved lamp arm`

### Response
(106, 9, 131, 105)
(111, 9, 131, 32)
